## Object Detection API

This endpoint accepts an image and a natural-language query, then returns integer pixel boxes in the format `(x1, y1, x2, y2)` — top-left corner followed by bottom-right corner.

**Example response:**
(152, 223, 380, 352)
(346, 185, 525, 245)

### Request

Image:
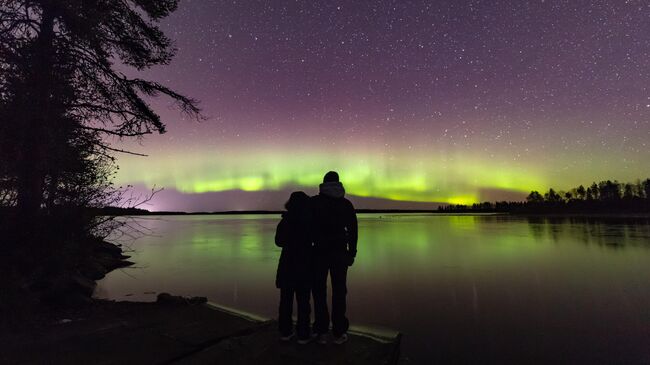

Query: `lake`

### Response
(96, 214, 650, 364)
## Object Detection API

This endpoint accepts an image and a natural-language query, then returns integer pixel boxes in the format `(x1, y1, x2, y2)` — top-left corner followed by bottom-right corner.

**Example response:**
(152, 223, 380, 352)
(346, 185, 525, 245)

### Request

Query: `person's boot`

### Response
(280, 332, 295, 342)
(297, 333, 317, 345)
(316, 333, 328, 345)
(333, 333, 348, 345)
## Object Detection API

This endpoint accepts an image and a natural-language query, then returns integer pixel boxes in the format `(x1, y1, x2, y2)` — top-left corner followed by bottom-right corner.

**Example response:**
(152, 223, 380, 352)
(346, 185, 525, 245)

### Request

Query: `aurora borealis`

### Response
(114, 1, 649, 211)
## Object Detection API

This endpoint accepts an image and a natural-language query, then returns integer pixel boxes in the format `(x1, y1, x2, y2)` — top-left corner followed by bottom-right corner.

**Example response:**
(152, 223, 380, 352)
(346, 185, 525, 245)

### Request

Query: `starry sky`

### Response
(115, 0, 650, 211)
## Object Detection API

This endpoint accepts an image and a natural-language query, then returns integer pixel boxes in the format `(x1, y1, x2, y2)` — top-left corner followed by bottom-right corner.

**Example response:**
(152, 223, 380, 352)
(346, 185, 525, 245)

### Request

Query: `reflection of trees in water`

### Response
(526, 217, 546, 241)
(526, 217, 650, 248)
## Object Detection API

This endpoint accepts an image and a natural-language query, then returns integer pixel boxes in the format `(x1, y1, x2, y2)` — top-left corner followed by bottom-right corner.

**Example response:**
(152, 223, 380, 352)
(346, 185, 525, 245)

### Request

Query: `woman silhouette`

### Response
(275, 191, 314, 344)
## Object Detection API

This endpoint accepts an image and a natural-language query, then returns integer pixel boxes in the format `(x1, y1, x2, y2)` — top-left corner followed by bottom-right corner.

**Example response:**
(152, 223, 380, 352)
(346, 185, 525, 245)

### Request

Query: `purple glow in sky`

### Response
(114, 0, 650, 211)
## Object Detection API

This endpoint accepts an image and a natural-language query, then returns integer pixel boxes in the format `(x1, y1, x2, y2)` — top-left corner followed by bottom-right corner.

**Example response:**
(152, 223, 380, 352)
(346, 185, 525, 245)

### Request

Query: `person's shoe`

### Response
(333, 333, 348, 345)
(316, 333, 328, 345)
(297, 332, 318, 345)
(280, 332, 295, 342)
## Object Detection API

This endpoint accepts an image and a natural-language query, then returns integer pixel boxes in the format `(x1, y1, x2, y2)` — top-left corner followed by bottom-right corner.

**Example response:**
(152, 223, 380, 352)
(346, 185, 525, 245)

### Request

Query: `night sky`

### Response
(115, 0, 650, 211)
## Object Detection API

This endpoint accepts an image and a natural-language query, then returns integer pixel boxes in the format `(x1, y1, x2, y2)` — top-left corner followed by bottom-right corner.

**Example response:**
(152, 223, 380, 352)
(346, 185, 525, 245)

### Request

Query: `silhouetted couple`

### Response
(275, 171, 358, 345)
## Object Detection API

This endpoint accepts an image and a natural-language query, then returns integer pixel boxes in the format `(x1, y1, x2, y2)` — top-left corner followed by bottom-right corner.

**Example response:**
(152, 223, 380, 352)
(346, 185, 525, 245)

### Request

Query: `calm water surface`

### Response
(97, 214, 650, 364)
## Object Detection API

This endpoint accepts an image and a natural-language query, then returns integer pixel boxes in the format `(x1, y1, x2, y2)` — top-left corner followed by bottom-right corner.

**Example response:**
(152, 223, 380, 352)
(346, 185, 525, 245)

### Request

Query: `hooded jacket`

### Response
(310, 182, 358, 256)
(275, 209, 313, 288)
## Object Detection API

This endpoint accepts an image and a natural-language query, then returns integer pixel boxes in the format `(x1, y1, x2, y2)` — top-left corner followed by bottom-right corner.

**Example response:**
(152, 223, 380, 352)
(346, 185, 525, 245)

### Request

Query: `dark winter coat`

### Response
(275, 211, 313, 289)
(310, 182, 358, 257)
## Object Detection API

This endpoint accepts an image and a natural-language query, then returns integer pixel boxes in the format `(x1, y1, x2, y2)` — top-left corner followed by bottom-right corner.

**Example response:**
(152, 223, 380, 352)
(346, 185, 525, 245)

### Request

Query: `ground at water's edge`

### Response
(0, 299, 401, 365)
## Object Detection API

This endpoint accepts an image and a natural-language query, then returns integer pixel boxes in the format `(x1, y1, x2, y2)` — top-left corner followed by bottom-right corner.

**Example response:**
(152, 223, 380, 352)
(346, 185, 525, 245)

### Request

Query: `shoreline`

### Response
(1, 237, 401, 364)
(1, 295, 401, 364)
(111, 210, 650, 219)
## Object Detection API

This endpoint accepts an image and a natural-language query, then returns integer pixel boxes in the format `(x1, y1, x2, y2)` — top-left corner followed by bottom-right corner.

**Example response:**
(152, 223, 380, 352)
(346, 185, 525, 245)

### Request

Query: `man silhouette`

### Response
(311, 171, 358, 344)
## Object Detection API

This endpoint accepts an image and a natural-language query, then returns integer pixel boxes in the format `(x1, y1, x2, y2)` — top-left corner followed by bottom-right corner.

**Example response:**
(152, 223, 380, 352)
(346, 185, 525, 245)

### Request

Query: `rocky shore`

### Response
(33, 239, 135, 306)
(0, 241, 401, 364)
(1, 237, 135, 328)
(1, 294, 401, 364)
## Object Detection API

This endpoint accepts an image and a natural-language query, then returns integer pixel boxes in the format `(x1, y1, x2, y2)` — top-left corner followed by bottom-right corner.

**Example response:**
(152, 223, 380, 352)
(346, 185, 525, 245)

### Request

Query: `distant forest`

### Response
(95, 178, 650, 215)
(440, 178, 650, 214)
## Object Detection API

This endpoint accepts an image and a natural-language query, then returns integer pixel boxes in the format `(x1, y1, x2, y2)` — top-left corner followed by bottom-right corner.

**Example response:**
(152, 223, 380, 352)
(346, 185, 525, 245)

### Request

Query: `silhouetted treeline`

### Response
(1, 1, 198, 220)
(0, 1, 197, 308)
(89, 207, 151, 216)
(438, 201, 527, 213)
(439, 178, 650, 214)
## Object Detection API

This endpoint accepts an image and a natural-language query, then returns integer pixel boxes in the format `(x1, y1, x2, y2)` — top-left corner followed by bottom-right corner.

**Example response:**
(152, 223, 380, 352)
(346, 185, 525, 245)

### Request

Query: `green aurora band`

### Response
(115, 147, 551, 205)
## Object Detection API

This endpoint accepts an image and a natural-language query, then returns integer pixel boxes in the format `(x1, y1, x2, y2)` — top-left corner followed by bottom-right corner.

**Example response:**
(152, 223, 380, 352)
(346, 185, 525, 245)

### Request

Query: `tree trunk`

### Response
(15, 3, 56, 219)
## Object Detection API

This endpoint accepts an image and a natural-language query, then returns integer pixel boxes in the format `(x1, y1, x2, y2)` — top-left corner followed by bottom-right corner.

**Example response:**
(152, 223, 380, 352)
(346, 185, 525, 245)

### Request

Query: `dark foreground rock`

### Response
(157, 292, 208, 305)
(0, 299, 401, 365)
(36, 239, 134, 306)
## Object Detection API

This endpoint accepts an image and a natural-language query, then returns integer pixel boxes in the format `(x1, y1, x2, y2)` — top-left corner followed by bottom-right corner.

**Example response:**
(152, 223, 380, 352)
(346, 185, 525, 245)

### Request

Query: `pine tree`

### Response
(0, 0, 199, 217)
